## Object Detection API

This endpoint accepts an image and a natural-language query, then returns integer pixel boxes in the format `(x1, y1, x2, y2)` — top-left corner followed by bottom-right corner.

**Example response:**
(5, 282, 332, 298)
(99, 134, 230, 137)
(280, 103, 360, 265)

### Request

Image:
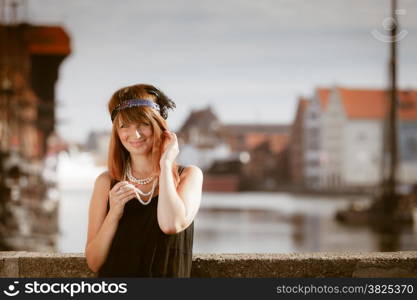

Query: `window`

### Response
(405, 137, 417, 159)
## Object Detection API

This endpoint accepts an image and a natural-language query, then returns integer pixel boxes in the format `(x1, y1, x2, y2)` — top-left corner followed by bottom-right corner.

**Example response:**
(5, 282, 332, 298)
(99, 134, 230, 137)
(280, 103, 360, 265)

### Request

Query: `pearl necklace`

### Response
(126, 179, 158, 205)
(126, 163, 153, 185)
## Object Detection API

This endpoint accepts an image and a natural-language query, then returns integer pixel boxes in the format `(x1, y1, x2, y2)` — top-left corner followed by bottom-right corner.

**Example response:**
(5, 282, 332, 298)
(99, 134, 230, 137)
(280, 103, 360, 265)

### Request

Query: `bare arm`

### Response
(157, 130, 203, 234)
(84, 172, 136, 272)
(157, 163, 203, 234)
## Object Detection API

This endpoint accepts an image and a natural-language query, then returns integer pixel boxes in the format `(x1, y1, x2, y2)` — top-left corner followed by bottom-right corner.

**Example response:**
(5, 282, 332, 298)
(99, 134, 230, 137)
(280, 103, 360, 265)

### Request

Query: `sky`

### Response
(22, 0, 417, 143)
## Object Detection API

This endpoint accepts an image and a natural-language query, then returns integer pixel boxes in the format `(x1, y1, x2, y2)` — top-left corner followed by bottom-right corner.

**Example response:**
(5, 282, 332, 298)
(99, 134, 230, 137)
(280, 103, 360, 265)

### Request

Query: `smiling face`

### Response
(113, 101, 169, 161)
(117, 118, 154, 155)
(107, 84, 173, 180)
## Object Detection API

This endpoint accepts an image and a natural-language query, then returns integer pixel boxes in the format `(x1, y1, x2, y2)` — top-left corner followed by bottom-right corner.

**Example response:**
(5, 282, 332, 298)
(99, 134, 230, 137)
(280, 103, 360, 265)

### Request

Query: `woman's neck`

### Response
(129, 154, 153, 177)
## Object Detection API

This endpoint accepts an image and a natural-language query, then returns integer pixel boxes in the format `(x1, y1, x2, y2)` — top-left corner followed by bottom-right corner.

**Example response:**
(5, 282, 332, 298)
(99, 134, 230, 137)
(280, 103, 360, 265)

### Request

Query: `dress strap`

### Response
(110, 178, 118, 189)
(178, 165, 186, 175)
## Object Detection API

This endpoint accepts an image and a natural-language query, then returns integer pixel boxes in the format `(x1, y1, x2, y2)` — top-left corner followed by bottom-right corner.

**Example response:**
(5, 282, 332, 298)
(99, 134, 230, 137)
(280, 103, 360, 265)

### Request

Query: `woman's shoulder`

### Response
(179, 165, 203, 179)
(94, 171, 112, 190)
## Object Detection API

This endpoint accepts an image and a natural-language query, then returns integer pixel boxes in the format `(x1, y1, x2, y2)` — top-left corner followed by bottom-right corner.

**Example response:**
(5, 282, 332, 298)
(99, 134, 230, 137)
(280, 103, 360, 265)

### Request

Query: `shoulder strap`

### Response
(110, 178, 118, 189)
(178, 165, 186, 175)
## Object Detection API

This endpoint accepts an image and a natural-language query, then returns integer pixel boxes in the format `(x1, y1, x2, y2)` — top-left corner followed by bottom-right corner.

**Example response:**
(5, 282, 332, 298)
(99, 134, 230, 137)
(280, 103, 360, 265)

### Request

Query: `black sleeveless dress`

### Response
(98, 165, 194, 277)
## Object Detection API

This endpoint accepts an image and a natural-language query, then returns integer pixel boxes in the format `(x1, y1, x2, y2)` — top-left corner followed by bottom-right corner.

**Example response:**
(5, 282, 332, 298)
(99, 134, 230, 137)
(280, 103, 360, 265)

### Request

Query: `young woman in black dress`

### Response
(85, 84, 203, 277)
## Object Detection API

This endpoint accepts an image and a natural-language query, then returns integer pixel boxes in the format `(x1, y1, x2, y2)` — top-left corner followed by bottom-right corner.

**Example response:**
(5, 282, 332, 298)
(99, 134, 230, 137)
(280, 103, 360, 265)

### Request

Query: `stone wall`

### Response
(1, 251, 417, 278)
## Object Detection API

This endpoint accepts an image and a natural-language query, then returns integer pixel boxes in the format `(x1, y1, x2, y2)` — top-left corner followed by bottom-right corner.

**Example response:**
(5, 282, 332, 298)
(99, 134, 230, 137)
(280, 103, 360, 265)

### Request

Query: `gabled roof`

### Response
(339, 88, 387, 119)
(295, 97, 309, 115)
(339, 88, 417, 120)
(178, 106, 219, 132)
(251, 134, 289, 154)
(314, 86, 417, 121)
(316, 88, 330, 111)
(290, 97, 309, 131)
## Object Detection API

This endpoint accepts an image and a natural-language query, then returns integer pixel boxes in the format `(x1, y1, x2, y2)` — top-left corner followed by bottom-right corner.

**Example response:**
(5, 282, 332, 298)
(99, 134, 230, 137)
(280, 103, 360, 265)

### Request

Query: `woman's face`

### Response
(117, 118, 154, 155)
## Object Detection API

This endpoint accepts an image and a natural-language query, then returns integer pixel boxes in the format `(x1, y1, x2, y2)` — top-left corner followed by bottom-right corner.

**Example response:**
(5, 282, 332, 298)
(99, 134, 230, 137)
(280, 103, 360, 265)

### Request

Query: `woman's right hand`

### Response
(108, 181, 136, 221)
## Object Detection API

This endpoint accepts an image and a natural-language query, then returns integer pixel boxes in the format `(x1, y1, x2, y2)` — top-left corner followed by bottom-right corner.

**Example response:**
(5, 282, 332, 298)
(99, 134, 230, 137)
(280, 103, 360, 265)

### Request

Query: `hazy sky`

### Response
(24, 0, 417, 143)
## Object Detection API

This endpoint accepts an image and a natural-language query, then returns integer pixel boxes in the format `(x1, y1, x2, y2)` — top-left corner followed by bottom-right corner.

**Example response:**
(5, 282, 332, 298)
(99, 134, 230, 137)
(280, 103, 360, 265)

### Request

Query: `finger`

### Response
(112, 181, 129, 192)
(164, 130, 174, 138)
(118, 188, 136, 199)
(117, 188, 135, 198)
(118, 181, 135, 192)
(111, 188, 134, 202)
(121, 192, 136, 204)
(122, 195, 135, 204)
(168, 132, 177, 142)
(115, 187, 129, 196)
(172, 134, 178, 145)
(164, 136, 175, 147)
(124, 183, 139, 192)
(116, 192, 133, 202)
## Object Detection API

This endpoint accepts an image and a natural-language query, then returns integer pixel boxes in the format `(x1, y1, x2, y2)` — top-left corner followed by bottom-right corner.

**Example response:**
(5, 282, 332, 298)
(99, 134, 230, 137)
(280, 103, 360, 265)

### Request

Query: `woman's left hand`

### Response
(160, 130, 179, 167)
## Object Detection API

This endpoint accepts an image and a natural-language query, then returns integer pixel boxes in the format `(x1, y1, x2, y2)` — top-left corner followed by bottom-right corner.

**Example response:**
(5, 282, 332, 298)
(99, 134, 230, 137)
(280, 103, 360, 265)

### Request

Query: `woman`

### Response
(85, 84, 203, 277)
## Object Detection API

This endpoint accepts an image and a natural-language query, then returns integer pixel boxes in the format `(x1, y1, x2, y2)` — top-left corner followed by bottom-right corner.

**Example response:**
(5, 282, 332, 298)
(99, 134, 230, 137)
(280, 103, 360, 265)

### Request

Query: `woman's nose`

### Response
(135, 129, 141, 138)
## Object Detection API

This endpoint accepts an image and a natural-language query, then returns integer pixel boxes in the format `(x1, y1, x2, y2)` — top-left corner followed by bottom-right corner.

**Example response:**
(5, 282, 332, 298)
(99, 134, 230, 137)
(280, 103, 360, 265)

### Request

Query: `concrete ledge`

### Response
(1, 251, 417, 278)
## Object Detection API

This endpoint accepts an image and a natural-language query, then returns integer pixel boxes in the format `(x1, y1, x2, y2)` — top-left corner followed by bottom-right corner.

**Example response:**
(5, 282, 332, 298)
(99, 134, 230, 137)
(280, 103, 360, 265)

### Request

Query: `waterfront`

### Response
(58, 190, 417, 253)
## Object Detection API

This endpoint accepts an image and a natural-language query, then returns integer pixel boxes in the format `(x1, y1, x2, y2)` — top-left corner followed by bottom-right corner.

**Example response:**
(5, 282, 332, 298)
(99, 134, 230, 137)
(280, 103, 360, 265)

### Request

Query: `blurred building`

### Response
(221, 124, 288, 152)
(301, 86, 417, 191)
(223, 124, 290, 190)
(0, 24, 70, 160)
(396, 90, 417, 186)
(85, 130, 110, 166)
(177, 106, 291, 190)
(303, 88, 329, 189)
(0, 18, 71, 251)
(177, 106, 231, 170)
(288, 97, 309, 187)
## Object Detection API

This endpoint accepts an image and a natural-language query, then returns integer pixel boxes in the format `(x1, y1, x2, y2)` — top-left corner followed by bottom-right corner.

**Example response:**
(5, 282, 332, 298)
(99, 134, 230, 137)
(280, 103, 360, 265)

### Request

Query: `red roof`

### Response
(26, 26, 71, 55)
(245, 132, 288, 153)
(396, 90, 417, 121)
(316, 88, 330, 111)
(339, 88, 417, 120)
(269, 134, 289, 153)
(315, 87, 417, 121)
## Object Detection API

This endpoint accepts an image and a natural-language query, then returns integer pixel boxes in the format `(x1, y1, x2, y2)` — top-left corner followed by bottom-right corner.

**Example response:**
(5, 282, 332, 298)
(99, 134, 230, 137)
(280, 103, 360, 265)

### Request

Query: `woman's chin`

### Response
(127, 146, 151, 155)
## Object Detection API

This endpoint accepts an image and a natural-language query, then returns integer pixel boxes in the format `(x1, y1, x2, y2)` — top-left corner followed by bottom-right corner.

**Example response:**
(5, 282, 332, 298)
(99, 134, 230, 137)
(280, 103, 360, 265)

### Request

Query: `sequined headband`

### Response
(111, 99, 161, 122)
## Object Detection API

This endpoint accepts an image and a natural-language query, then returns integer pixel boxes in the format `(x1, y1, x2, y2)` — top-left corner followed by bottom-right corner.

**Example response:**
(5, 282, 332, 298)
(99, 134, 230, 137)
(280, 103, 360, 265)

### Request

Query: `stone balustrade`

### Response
(1, 251, 417, 278)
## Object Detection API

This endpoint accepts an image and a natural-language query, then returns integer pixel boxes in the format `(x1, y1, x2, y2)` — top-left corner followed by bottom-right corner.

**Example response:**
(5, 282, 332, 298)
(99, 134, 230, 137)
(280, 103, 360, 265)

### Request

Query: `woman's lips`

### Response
(129, 141, 144, 147)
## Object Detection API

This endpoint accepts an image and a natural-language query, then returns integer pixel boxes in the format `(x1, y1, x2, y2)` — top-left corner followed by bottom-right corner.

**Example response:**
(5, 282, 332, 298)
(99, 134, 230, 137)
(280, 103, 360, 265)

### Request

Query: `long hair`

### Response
(107, 84, 179, 186)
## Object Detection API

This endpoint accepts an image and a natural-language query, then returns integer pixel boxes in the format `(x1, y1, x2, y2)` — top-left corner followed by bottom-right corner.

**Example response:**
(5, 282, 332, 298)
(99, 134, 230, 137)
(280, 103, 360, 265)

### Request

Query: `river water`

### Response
(58, 189, 417, 253)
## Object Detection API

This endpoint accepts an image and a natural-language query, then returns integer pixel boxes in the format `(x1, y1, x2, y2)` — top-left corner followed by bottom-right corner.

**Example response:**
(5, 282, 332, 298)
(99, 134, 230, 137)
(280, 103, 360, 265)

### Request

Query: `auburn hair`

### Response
(107, 84, 179, 186)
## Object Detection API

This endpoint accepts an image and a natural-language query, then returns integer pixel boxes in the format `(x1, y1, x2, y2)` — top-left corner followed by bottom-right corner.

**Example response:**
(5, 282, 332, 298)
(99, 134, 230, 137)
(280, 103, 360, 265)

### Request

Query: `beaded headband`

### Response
(110, 99, 161, 122)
